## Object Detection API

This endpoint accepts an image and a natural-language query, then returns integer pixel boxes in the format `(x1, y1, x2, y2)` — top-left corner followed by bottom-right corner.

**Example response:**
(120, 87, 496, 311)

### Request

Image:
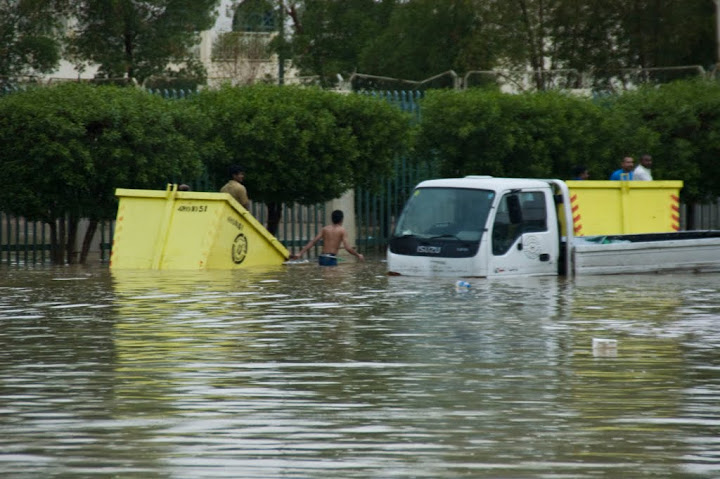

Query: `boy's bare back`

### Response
(320, 224, 348, 255)
(290, 209, 364, 262)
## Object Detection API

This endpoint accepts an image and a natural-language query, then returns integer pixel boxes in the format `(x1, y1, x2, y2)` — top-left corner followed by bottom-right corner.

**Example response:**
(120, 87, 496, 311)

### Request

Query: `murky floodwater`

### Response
(1, 258, 720, 478)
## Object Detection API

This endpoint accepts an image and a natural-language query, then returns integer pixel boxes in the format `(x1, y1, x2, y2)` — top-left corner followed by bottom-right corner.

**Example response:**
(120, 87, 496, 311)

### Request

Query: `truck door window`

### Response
(520, 192, 547, 233)
(492, 194, 521, 255)
(492, 191, 547, 255)
(507, 194, 523, 224)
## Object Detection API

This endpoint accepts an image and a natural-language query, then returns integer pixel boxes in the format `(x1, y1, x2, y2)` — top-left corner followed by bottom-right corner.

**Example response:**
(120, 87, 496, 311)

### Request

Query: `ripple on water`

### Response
(1, 265, 720, 477)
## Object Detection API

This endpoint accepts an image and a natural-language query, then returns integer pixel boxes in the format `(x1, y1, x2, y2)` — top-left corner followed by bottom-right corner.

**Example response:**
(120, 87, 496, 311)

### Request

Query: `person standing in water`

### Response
(291, 210, 364, 265)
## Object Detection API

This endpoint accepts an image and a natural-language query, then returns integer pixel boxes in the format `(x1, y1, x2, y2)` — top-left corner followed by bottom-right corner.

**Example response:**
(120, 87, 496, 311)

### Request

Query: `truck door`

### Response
(488, 190, 559, 276)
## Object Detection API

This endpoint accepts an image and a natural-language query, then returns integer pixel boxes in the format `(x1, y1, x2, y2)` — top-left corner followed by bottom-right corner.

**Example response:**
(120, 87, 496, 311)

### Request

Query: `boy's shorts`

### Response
(318, 254, 338, 266)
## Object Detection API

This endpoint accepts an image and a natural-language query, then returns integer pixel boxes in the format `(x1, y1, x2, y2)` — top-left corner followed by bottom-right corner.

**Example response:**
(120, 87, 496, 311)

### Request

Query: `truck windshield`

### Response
(394, 187, 495, 242)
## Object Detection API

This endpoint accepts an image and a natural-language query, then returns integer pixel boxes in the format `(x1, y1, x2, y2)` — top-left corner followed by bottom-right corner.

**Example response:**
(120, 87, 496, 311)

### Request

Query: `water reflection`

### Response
(0, 262, 719, 477)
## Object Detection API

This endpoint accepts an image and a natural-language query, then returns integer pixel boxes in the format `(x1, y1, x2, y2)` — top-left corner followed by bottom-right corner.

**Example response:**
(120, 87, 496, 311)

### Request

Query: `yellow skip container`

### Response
(563, 180, 683, 236)
(110, 185, 289, 270)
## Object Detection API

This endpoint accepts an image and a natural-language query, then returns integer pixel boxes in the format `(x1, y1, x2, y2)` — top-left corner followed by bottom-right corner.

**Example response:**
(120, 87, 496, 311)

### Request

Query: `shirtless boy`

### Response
(290, 210, 364, 265)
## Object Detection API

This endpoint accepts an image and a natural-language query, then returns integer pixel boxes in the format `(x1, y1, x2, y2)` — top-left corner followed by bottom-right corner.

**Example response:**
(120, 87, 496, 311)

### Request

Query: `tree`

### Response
(284, 0, 395, 86)
(192, 84, 413, 234)
(492, 0, 715, 90)
(619, 0, 715, 72)
(0, 0, 70, 79)
(67, 0, 219, 84)
(0, 83, 209, 263)
(547, 0, 626, 87)
(281, 0, 716, 91)
(359, 0, 488, 85)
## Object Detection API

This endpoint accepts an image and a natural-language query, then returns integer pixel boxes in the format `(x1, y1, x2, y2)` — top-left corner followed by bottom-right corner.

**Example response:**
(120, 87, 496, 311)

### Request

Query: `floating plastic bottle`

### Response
(592, 338, 618, 357)
(455, 280, 471, 290)
(592, 338, 617, 349)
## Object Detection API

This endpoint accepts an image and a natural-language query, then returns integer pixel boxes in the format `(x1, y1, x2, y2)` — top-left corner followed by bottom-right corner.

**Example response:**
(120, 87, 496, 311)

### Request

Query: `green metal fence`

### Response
(250, 202, 326, 255)
(0, 204, 326, 265)
(0, 214, 115, 265)
(0, 213, 50, 264)
(354, 90, 437, 253)
(355, 156, 439, 253)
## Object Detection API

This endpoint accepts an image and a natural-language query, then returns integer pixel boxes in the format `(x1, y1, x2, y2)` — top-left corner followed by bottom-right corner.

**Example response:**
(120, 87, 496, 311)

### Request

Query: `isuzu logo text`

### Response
(417, 245, 441, 254)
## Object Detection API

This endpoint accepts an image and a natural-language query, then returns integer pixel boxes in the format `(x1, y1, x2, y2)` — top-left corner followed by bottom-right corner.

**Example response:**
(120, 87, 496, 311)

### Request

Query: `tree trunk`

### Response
(48, 221, 58, 264)
(49, 217, 66, 264)
(266, 202, 282, 236)
(66, 215, 79, 264)
(58, 217, 66, 264)
(79, 219, 99, 264)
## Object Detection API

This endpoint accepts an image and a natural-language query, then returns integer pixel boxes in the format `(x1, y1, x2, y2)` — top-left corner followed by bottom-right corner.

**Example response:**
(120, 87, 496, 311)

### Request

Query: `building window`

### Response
(232, 0, 276, 33)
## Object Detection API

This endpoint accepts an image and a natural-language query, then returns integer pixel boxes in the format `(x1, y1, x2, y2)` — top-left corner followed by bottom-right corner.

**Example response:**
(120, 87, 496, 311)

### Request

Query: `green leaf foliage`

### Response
(608, 80, 720, 202)
(68, 0, 218, 83)
(288, 0, 394, 87)
(417, 88, 610, 180)
(287, 0, 714, 91)
(0, 83, 207, 222)
(192, 84, 412, 205)
(325, 92, 415, 191)
(359, 0, 485, 82)
(416, 80, 720, 203)
(0, 0, 69, 77)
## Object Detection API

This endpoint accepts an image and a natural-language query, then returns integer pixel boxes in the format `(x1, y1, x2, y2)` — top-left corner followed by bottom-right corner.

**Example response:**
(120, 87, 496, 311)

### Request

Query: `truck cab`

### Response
(387, 177, 566, 277)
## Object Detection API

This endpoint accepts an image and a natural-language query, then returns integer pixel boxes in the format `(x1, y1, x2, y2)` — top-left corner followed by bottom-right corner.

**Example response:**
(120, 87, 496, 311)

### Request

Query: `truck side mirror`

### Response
(507, 194, 523, 224)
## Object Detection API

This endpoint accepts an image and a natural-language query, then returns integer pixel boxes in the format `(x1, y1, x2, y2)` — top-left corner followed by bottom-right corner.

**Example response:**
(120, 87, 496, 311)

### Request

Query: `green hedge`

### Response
(417, 80, 720, 203)
(0, 82, 207, 223)
(3, 78, 720, 227)
(191, 84, 412, 206)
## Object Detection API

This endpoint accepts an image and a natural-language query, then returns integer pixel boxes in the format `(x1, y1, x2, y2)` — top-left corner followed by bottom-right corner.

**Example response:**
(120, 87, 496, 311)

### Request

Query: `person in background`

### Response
(609, 156, 634, 180)
(572, 165, 589, 180)
(290, 210, 364, 266)
(220, 164, 250, 209)
(634, 154, 653, 181)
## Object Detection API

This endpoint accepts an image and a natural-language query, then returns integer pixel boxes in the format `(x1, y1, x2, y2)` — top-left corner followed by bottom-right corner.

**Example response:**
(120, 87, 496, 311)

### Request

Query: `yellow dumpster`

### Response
(110, 185, 289, 270)
(562, 180, 683, 236)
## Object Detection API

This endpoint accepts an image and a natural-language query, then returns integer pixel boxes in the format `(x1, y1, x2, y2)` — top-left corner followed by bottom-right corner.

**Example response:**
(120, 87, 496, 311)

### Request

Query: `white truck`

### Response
(386, 176, 720, 277)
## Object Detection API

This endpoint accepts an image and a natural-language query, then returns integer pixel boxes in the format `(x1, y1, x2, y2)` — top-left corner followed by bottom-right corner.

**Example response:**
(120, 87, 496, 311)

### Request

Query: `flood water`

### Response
(1, 258, 720, 478)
